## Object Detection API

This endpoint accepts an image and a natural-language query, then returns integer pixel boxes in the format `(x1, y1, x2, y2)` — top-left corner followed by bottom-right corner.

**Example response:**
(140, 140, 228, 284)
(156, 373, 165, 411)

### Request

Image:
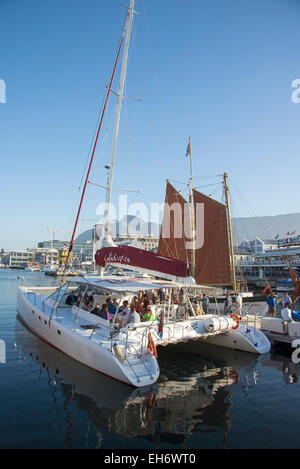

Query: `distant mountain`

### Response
(232, 212, 300, 244)
(75, 215, 160, 244)
(75, 212, 300, 246)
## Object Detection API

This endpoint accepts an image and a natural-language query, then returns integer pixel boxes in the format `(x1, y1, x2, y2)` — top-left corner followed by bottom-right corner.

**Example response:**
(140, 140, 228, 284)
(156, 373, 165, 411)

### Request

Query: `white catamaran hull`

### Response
(17, 286, 160, 388)
(201, 323, 271, 354)
(17, 282, 270, 389)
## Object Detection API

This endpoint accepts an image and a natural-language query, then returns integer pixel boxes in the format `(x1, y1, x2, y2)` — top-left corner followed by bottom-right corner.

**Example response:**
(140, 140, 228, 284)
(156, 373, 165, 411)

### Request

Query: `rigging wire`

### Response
(229, 177, 273, 240)
(77, 14, 129, 194)
(193, 182, 223, 190)
(142, 0, 172, 161)
(61, 21, 127, 274)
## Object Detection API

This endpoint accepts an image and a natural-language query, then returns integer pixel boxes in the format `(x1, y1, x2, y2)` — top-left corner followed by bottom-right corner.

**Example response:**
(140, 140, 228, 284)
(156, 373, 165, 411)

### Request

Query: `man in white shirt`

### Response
(115, 300, 130, 328)
(281, 305, 293, 323)
(234, 293, 243, 316)
(128, 307, 141, 324)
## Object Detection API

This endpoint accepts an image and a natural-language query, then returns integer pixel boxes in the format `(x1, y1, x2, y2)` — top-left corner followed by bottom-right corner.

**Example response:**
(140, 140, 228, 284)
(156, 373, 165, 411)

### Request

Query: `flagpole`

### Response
(188, 137, 196, 277)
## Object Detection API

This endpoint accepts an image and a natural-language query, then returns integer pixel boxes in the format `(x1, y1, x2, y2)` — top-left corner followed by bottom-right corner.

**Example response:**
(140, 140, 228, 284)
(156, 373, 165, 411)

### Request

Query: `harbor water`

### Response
(1, 270, 300, 449)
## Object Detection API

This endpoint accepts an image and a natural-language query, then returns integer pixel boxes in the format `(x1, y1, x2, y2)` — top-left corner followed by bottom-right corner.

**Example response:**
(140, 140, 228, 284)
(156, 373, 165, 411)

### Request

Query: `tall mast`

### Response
(223, 172, 237, 292)
(187, 137, 196, 276)
(103, 0, 136, 236)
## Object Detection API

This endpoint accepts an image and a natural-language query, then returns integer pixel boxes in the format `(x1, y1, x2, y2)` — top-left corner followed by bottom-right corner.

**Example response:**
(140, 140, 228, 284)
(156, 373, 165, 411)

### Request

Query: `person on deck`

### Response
(90, 304, 101, 317)
(66, 292, 77, 306)
(128, 306, 141, 324)
(115, 300, 130, 328)
(224, 293, 233, 315)
(75, 292, 83, 307)
(281, 303, 293, 323)
(106, 297, 116, 315)
(201, 294, 210, 314)
(143, 306, 155, 322)
(142, 294, 151, 311)
(82, 299, 94, 312)
(100, 304, 111, 321)
(266, 293, 277, 318)
(280, 292, 292, 308)
(234, 293, 243, 316)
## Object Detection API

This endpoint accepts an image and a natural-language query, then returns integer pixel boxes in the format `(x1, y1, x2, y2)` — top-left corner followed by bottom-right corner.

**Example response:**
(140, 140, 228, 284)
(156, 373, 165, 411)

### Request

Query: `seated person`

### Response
(89, 291, 95, 305)
(281, 303, 293, 323)
(66, 292, 77, 306)
(100, 304, 111, 321)
(143, 294, 152, 311)
(90, 304, 101, 317)
(131, 296, 139, 309)
(82, 299, 94, 312)
(128, 307, 141, 324)
(115, 300, 130, 328)
(75, 292, 83, 307)
(193, 299, 204, 315)
(106, 297, 116, 315)
(143, 306, 154, 322)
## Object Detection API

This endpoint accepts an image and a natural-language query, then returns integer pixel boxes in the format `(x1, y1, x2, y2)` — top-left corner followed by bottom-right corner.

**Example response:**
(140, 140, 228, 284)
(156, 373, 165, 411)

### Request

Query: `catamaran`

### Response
(17, 0, 270, 388)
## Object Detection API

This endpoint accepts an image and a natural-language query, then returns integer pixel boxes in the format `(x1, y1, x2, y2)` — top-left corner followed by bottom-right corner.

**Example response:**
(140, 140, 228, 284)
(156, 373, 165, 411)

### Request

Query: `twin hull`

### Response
(17, 287, 270, 387)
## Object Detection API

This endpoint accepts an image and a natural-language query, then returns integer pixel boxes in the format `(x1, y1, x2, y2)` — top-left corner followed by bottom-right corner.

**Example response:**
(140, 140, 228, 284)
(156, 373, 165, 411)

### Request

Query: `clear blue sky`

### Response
(1, 0, 300, 251)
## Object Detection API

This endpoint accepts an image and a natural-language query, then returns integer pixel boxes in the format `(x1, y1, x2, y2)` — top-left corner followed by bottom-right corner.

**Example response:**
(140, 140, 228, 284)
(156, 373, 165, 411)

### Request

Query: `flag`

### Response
(286, 232, 290, 236)
(158, 309, 164, 338)
(275, 234, 279, 240)
(291, 230, 296, 235)
(186, 141, 191, 157)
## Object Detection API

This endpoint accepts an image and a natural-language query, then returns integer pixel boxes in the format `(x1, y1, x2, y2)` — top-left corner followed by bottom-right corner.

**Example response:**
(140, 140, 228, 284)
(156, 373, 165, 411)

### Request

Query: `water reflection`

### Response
(261, 344, 300, 384)
(14, 318, 300, 448)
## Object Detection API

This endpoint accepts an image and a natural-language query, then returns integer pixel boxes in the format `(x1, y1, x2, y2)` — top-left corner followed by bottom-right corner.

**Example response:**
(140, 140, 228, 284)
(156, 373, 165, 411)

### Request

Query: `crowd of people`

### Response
(65, 286, 259, 328)
(65, 290, 163, 327)
(266, 291, 294, 322)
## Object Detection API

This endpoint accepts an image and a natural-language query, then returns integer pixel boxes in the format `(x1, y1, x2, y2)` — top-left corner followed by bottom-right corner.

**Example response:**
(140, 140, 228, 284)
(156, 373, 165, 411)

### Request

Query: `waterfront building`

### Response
(236, 235, 300, 292)
(29, 247, 59, 265)
(239, 238, 277, 255)
(3, 250, 35, 269)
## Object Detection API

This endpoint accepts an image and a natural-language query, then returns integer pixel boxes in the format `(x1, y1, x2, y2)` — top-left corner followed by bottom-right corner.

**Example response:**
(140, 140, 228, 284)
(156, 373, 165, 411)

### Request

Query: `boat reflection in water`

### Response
(14, 318, 300, 448)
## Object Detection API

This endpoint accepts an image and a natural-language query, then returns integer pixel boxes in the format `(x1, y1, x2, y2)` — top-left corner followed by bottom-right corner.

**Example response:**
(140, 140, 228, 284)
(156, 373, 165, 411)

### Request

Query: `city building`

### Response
(30, 248, 59, 265)
(3, 250, 35, 269)
(237, 235, 300, 292)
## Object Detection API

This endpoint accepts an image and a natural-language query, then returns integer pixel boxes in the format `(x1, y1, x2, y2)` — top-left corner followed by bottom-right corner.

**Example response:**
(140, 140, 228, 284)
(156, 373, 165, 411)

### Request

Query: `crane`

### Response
(47, 228, 71, 248)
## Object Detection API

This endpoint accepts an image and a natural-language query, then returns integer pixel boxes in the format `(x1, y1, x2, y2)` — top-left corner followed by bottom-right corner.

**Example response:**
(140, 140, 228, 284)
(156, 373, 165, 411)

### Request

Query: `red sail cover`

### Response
(193, 189, 231, 285)
(95, 246, 188, 279)
(157, 181, 191, 266)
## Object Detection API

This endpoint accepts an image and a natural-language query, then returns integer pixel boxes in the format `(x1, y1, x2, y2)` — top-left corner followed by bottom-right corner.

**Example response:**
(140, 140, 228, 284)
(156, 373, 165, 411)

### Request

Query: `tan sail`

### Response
(158, 181, 232, 285)
(192, 189, 231, 286)
(157, 181, 191, 268)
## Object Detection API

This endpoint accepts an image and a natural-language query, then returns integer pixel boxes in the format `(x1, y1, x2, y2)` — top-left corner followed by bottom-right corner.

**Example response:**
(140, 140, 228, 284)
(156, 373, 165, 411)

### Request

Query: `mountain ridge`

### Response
(75, 212, 300, 245)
